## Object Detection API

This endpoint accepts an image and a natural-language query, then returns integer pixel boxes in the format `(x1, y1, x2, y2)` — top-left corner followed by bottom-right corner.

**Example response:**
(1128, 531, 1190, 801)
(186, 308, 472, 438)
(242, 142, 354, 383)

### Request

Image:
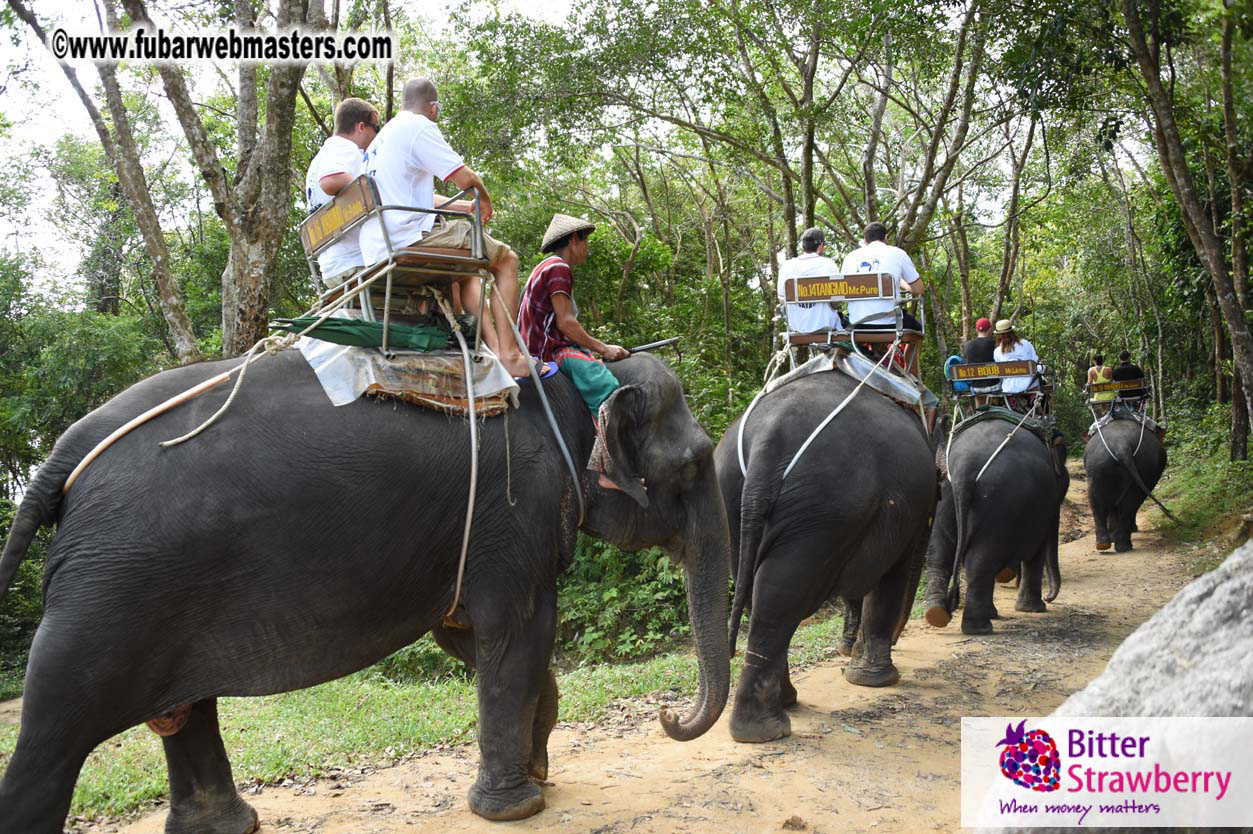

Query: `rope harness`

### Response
(1088, 404, 1176, 522)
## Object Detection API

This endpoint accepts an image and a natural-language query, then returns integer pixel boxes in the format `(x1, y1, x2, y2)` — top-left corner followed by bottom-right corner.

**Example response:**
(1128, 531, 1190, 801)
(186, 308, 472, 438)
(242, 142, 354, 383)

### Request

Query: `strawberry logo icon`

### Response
(996, 720, 1061, 792)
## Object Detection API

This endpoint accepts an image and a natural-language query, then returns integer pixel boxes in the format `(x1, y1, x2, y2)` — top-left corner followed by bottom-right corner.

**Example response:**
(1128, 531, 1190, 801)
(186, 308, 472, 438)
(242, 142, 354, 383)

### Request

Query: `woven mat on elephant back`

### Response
(953, 405, 1051, 447)
(296, 319, 519, 417)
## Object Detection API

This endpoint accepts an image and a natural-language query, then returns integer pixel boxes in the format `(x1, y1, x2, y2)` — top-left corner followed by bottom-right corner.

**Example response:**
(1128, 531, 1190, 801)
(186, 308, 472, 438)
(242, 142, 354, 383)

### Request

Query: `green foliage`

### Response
(555, 536, 690, 664)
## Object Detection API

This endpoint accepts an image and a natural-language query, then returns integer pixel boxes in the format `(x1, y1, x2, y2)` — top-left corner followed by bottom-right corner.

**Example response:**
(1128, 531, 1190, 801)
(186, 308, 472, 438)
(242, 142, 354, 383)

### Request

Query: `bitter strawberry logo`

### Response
(996, 720, 1061, 792)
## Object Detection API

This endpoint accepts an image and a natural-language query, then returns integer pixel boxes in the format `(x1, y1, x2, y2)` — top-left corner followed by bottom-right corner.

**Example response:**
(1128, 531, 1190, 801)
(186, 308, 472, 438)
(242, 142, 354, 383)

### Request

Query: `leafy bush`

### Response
(554, 536, 690, 665)
(1154, 402, 1253, 548)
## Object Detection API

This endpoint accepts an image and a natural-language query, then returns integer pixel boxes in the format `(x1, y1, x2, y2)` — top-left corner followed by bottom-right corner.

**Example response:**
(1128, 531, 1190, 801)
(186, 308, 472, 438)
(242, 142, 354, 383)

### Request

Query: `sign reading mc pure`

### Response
(783, 273, 886, 303)
(951, 361, 1035, 381)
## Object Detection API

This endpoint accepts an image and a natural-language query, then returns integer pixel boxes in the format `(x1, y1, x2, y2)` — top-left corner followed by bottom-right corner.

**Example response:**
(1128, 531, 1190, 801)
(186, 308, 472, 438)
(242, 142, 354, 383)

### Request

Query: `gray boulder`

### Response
(982, 541, 1253, 834)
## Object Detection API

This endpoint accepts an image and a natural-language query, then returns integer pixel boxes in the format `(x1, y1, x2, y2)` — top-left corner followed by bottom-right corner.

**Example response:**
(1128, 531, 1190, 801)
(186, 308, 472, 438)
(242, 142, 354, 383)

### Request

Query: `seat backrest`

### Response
(780, 272, 893, 307)
(1090, 378, 1147, 400)
(949, 360, 1036, 385)
(299, 175, 380, 259)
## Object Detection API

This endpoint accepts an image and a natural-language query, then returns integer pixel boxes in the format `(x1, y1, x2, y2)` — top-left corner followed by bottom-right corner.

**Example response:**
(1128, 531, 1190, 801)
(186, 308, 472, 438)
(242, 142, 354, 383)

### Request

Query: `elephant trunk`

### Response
(660, 476, 731, 741)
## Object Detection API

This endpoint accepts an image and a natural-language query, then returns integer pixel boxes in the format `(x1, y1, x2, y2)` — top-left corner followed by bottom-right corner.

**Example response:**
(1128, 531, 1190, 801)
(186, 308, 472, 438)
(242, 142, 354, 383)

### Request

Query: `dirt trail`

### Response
(88, 463, 1192, 834)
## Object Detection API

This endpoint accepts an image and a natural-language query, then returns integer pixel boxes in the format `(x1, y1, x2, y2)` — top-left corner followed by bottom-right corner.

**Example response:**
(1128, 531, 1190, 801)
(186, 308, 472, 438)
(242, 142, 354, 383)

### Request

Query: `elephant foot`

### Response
(843, 662, 900, 688)
(1095, 539, 1111, 551)
(989, 604, 1000, 619)
(729, 705, 791, 743)
(165, 795, 258, 834)
(1015, 599, 1047, 613)
(960, 619, 994, 636)
(1114, 540, 1133, 553)
(925, 604, 951, 628)
(995, 567, 1016, 584)
(468, 769, 545, 821)
(836, 637, 855, 657)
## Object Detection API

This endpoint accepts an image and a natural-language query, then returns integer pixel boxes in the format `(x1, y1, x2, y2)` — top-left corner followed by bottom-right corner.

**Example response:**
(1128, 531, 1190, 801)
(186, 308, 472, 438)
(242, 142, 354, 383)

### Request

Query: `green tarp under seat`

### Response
(953, 404, 1054, 447)
(272, 317, 454, 352)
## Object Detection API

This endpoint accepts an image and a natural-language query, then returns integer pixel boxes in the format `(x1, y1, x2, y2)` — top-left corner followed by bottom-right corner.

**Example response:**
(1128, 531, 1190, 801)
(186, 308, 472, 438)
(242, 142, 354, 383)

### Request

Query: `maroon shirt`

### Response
(518, 255, 575, 362)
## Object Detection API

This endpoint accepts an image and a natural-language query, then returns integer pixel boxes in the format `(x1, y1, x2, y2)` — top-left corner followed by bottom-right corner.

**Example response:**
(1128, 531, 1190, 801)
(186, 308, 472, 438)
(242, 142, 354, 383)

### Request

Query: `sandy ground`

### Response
(70, 462, 1192, 834)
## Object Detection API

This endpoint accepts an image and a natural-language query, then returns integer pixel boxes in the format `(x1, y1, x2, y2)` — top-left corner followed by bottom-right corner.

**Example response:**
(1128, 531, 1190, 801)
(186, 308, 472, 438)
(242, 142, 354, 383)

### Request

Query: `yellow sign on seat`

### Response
(299, 175, 377, 258)
(1089, 379, 1146, 394)
(782, 273, 886, 303)
(951, 361, 1034, 381)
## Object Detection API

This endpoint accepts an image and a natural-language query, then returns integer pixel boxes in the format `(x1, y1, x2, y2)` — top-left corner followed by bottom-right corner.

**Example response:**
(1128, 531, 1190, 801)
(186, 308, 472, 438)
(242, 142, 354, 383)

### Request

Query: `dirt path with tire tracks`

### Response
(81, 462, 1193, 834)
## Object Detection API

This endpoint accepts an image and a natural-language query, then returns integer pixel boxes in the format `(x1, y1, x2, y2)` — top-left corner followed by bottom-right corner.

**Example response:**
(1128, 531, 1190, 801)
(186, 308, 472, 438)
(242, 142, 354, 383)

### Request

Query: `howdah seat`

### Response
(298, 174, 490, 354)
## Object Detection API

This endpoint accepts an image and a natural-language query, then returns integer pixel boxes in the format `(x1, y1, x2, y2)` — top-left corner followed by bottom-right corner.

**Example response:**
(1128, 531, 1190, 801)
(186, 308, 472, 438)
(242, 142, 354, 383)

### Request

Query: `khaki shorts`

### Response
(322, 265, 363, 291)
(417, 218, 509, 264)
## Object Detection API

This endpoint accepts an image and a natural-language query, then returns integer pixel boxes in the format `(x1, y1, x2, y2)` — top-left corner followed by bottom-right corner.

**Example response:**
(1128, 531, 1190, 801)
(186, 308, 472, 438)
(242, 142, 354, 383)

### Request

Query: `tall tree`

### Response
(7, 0, 201, 363)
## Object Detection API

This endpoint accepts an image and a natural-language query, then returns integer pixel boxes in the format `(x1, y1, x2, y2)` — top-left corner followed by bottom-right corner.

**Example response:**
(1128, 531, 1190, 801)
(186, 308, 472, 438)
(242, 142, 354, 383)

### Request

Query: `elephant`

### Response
(1084, 417, 1167, 552)
(923, 417, 1069, 635)
(713, 370, 936, 744)
(0, 350, 731, 833)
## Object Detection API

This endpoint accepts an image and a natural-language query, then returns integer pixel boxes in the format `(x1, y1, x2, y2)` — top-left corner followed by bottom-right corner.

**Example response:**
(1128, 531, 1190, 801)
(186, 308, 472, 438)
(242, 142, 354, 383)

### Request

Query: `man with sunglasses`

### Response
(304, 97, 379, 289)
(361, 78, 528, 377)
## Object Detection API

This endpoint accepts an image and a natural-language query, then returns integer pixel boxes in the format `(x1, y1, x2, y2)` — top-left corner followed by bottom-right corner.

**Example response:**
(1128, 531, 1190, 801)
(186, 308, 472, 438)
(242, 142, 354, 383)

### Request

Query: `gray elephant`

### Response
(1084, 417, 1167, 552)
(0, 351, 730, 833)
(924, 414, 1069, 635)
(714, 371, 935, 744)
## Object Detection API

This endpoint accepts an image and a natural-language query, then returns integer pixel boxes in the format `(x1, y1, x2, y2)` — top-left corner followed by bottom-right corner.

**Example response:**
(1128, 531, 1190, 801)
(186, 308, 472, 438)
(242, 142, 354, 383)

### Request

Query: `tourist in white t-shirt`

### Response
(992, 319, 1041, 394)
(839, 222, 925, 331)
(777, 227, 844, 333)
(360, 78, 527, 376)
(304, 97, 378, 289)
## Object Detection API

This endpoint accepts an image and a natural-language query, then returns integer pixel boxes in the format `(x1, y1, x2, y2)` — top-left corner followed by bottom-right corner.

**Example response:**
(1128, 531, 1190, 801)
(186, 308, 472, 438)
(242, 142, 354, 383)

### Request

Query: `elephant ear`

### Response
(596, 384, 649, 508)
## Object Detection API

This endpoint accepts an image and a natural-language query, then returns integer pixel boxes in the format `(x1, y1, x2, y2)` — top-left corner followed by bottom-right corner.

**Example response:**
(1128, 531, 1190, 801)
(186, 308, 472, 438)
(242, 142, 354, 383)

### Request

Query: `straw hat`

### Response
(541, 213, 597, 253)
(993, 318, 1014, 335)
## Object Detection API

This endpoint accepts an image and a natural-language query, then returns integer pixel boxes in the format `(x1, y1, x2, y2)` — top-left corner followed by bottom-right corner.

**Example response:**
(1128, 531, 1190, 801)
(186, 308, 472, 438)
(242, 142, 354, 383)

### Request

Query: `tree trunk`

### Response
(9, 0, 201, 363)
(1123, 0, 1253, 424)
(1233, 370, 1249, 461)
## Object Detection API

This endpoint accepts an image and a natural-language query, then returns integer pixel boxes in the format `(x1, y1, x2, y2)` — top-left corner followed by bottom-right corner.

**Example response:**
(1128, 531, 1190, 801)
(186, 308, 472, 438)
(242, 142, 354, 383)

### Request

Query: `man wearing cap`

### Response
(304, 97, 378, 289)
(777, 227, 843, 333)
(962, 316, 999, 396)
(359, 77, 529, 376)
(519, 214, 629, 414)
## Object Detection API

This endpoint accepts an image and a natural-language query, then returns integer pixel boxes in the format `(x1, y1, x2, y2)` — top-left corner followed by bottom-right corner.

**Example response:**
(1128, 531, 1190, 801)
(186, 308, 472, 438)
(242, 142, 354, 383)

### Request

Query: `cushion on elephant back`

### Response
(953, 405, 1052, 448)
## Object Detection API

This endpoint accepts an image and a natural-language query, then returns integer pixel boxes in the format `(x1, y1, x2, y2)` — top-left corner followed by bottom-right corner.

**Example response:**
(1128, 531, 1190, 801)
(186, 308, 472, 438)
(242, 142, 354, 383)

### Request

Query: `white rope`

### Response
(1132, 408, 1147, 457)
(434, 293, 479, 620)
(160, 268, 394, 448)
(1090, 405, 1120, 463)
(736, 389, 767, 477)
(782, 341, 897, 481)
(973, 400, 1040, 483)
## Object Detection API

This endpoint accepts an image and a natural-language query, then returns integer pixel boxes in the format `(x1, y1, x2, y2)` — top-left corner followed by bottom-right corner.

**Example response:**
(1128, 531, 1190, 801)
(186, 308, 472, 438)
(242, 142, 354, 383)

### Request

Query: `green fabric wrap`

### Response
(556, 349, 621, 413)
(272, 317, 453, 352)
(953, 405, 1052, 447)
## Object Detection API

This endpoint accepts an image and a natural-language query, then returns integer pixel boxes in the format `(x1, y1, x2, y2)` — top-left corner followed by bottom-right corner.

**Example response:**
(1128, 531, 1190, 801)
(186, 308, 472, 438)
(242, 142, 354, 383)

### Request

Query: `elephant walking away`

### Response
(924, 412, 1069, 635)
(1084, 414, 1167, 552)
(0, 351, 731, 833)
(714, 370, 936, 744)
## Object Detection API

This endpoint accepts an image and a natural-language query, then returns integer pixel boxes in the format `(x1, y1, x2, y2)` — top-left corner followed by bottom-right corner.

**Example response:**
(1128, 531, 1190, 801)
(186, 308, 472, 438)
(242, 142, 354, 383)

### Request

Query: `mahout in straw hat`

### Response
(542, 214, 597, 253)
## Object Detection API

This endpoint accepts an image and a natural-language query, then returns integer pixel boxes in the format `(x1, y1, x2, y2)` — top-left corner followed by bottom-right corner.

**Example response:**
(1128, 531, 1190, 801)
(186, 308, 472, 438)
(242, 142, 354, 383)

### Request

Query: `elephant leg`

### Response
(1014, 547, 1047, 613)
(959, 551, 997, 635)
(530, 669, 559, 780)
(838, 596, 861, 656)
(465, 588, 556, 821)
(162, 699, 258, 834)
(0, 625, 115, 833)
(845, 556, 907, 688)
(779, 665, 798, 708)
(1114, 499, 1137, 552)
(1089, 486, 1112, 551)
(729, 557, 805, 743)
(434, 622, 555, 781)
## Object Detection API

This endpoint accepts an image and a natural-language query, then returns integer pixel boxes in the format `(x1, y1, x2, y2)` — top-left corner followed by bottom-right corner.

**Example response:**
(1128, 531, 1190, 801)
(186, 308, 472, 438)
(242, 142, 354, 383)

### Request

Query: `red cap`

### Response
(976, 317, 991, 331)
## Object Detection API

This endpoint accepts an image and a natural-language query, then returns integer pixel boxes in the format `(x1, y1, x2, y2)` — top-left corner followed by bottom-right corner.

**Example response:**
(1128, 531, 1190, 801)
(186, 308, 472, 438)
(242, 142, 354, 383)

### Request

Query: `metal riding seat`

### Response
(298, 174, 491, 355)
(778, 271, 925, 376)
(947, 360, 1055, 422)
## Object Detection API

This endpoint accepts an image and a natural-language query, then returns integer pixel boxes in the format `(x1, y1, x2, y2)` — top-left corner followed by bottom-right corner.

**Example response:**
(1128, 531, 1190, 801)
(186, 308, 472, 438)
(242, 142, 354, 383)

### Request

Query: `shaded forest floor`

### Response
(71, 462, 1196, 834)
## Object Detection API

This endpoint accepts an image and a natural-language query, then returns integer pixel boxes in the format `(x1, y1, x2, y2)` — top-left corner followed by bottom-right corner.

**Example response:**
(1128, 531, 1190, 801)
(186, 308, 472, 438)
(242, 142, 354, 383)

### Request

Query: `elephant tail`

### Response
(0, 460, 65, 601)
(1114, 442, 1176, 523)
(945, 466, 977, 614)
(728, 463, 776, 653)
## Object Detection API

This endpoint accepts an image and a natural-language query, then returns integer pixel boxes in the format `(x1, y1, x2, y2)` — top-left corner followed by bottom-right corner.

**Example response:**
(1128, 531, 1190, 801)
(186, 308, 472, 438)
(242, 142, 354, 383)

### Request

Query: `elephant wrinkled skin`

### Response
(0, 351, 731, 833)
